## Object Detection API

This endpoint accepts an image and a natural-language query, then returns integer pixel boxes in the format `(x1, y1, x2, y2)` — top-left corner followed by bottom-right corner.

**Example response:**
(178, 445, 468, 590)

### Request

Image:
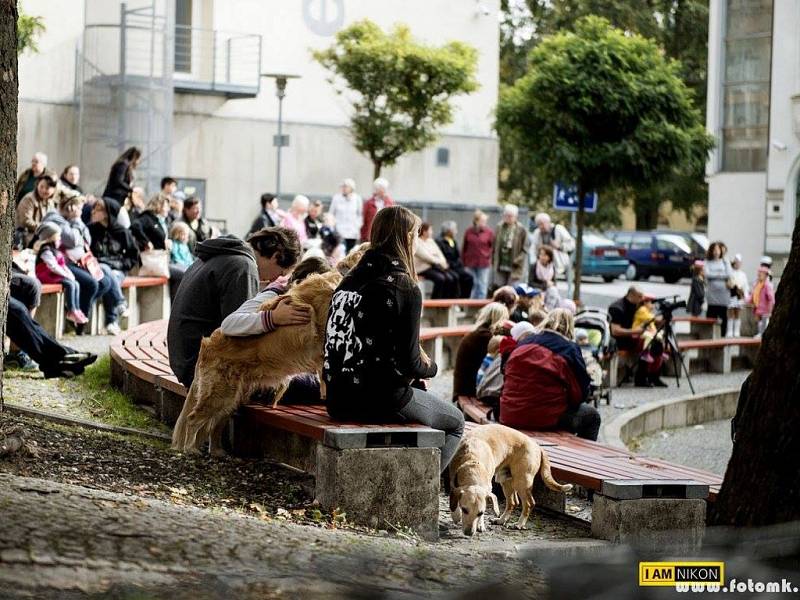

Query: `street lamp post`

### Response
(261, 73, 300, 200)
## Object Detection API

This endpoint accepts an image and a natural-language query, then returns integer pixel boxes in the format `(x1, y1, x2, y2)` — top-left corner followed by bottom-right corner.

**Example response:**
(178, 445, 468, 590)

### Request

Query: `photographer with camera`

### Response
(609, 285, 668, 388)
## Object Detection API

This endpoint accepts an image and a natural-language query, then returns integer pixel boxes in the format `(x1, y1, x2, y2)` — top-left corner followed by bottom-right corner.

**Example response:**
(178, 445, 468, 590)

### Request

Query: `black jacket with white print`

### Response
(324, 248, 437, 420)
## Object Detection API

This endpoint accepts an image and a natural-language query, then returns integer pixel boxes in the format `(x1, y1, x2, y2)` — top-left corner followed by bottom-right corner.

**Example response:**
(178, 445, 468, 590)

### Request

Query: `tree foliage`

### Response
(313, 19, 479, 179)
(17, 3, 44, 55)
(496, 16, 713, 299)
(498, 0, 710, 228)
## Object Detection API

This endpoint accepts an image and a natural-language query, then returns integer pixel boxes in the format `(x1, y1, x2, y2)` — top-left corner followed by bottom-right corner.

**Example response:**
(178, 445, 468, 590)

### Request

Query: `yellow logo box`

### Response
(639, 562, 725, 587)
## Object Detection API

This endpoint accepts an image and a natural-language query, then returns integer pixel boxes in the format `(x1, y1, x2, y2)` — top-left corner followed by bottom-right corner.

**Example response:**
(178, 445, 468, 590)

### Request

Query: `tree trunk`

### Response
(635, 199, 660, 230)
(710, 216, 800, 526)
(373, 161, 382, 181)
(0, 3, 19, 413)
(573, 186, 585, 302)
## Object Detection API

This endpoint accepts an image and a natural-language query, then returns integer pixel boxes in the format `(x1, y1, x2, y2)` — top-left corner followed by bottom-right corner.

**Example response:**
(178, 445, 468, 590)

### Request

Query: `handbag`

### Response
(78, 245, 105, 281)
(139, 249, 171, 279)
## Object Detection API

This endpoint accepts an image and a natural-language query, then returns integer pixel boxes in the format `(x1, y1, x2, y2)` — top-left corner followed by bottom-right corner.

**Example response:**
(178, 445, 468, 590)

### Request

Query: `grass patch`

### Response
(74, 355, 169, 433)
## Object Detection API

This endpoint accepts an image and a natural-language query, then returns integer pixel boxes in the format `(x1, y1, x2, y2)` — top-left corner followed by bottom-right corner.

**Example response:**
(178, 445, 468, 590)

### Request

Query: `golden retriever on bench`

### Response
(171, 270, 342, 454)
(449, 423, 573, 536)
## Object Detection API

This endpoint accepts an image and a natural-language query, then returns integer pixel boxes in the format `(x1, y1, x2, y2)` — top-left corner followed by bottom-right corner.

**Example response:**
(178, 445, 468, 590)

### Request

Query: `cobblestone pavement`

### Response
(0, 473, 549, 599)
(633, 419, 733, 475)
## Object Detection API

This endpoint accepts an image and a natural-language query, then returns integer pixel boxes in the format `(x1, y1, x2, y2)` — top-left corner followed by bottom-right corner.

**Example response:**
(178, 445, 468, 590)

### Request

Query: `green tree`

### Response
(313, 19, 478, 179)
(496, 16, 713, 300)
(498, 1, 709, 229)
(17, 3, 44, 55)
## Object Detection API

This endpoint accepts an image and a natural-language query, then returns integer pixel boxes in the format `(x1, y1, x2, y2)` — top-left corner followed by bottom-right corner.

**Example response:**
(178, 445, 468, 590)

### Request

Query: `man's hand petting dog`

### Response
(271, 300, 312, 326)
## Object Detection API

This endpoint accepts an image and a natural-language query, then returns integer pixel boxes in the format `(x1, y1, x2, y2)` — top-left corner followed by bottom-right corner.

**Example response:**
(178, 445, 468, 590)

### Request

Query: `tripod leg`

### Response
(667, 329, 695, 394)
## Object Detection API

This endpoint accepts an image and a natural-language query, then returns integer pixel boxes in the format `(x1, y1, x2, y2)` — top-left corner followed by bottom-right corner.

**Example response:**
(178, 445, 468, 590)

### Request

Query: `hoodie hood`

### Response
(195, 235, 256, 263)
(102, 196, 123, 228)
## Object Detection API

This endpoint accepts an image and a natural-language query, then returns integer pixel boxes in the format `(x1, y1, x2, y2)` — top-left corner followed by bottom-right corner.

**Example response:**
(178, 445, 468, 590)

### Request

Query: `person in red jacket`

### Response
(500, 308, 600, 440)
(360, 177, 394, 242)
(462, 209, 495, 299)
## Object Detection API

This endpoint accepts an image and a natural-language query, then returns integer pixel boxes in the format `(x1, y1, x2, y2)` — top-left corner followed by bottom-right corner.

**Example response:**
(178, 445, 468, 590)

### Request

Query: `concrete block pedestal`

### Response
(315, 445, 441, 540)
(591, 480, 707, 552)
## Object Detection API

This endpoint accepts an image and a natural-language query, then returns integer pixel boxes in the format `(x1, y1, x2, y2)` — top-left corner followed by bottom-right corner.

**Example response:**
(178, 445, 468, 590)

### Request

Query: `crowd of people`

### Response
(7, 148, 219, 376)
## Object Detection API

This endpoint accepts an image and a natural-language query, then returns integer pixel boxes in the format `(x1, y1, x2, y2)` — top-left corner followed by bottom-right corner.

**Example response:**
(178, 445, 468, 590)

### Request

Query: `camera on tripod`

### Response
(653, 295, 687, 316)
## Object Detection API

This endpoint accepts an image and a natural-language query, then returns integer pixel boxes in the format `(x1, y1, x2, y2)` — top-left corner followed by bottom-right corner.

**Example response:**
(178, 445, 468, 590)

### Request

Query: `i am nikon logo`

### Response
(639, 562, 725, 587)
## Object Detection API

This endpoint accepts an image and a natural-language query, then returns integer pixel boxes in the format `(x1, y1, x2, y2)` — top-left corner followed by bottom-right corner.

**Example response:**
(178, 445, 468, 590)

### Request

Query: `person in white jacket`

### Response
(414, 222, 459, 298)
(328, 178, 362, 253)
(529, 212, 575, 276)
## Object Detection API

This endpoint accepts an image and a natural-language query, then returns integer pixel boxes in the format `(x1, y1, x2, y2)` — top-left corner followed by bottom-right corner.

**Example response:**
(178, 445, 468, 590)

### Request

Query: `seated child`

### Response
(575, 328, 603, 387)
(633, 294, 659, 348)
(476, 335, 504, 386)
(169, 221, 195, 268)
(33, 223, 88, 326)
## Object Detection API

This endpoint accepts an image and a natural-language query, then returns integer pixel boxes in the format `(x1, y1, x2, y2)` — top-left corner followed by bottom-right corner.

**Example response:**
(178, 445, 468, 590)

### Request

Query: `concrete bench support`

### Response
(591, 479, 707, 551)
(37, 291, 65, 339)
(316, 445, 441, 540)
(689, 320, 721, 340)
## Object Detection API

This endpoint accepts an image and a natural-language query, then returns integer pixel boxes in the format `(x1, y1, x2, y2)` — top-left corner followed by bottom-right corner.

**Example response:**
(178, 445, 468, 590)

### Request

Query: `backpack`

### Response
(476, 355, 504, 407)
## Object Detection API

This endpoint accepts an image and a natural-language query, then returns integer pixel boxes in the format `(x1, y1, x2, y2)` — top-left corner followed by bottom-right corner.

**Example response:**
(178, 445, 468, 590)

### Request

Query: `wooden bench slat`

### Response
(121, 276, 169, 288)
(679, 337, 760, 350)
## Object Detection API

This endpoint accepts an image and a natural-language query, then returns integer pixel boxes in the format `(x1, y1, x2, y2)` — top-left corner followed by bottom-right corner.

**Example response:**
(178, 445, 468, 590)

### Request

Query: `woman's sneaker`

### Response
(115, 302, 130, 319)
(106, 322, 122, 336)
(4, 351, 39, 372)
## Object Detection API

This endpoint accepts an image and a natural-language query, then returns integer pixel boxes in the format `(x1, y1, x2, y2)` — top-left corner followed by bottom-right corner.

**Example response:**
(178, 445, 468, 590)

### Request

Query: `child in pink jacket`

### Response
(747, 265, 775, 337)
(34, 222, 88, 326)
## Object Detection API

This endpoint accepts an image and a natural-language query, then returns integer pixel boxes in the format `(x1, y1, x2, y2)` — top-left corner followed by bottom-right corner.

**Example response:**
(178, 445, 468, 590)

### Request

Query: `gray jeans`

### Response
(396, 388, 465, 473)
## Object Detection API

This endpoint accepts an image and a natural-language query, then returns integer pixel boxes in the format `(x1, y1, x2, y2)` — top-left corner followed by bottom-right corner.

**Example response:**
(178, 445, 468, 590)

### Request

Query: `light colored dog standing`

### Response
(449, 423, 573, 536)
(171, 271, 342, 454)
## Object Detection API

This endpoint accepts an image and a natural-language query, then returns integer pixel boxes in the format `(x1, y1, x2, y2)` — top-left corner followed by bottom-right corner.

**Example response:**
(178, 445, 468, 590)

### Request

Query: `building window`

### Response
(721, 0, 773, 172)
(436, 147, 450, 167)
(175, 0, 193, 73)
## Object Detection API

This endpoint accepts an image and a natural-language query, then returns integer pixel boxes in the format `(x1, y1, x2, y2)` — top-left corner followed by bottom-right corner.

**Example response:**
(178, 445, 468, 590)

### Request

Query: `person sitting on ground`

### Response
(414, 222, 459, 299)
(5, 264, 44, 371)
(452, 302, 510, 400)
(436, 221, 473, 299)
(6, 294, 97, 378)
(169, 222, 195, 269)
(492, 285, 518, 313)
(500, 309, 599, 440)
(16, 152, 48, 205)
(88, 197, 141, 281)
(280, 195, 310, 247)
(33, 223, 87, 327)
(16, 170, 58, 247)
(510, 283, 542, 322)
(323, 206, 464, 474)
(168, 228, 302, 389)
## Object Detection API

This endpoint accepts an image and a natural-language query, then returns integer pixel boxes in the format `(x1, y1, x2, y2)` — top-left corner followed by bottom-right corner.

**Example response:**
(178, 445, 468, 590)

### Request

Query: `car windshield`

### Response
(657, 234, 692, 253)
(690, 233, 709, 252)
(583, 233, 615, 247)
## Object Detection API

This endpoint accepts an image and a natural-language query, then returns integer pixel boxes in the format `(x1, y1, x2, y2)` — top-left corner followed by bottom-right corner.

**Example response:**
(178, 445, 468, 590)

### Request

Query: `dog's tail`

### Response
(171, 381, 201, 451)
(539, 449, 573, 493)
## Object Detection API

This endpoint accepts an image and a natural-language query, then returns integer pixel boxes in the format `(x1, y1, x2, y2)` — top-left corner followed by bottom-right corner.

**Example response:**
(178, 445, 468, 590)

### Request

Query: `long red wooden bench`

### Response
(455, 396, 722, 501)
(421, 298, 490, 328)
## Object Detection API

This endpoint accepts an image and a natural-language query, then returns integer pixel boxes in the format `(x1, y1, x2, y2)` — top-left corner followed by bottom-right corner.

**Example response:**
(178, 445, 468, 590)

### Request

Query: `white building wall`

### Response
(707, 173, 767, 269)
(17, 0, 500, 237)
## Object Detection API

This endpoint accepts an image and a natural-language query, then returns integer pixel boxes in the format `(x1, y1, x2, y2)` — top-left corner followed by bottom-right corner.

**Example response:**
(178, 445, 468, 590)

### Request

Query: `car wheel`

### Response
(602, 275, 617, 283)
(625, 263, 637, 281)
(663, 274, 681, 284)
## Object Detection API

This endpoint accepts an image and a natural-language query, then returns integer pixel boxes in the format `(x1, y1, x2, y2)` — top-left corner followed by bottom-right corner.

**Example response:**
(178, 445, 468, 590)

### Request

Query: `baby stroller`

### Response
(574, 309, 615, 406)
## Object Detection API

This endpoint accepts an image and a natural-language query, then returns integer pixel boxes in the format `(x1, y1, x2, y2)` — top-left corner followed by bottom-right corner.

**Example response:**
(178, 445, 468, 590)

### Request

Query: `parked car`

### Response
(605, 231, 694, 283)
(660, 230, 709, 259)
(581, 233, 629, 282)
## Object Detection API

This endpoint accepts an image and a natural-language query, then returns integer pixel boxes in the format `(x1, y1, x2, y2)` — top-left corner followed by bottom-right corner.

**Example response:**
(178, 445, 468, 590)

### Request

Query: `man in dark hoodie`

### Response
(167, 227, 303, 388)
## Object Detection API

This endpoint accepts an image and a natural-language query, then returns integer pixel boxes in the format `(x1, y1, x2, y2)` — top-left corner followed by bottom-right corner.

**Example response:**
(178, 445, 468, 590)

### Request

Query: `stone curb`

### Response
(1, 403, 172, 443)
(601, 387, 740, 450)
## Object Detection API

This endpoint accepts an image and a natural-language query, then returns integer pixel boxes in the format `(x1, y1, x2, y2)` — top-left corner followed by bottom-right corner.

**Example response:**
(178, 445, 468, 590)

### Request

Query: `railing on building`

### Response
(174, 25, 262, 98)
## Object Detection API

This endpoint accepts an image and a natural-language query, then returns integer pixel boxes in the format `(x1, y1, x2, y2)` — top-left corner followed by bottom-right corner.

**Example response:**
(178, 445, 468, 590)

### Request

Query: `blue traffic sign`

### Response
(553, 183, 598, 213)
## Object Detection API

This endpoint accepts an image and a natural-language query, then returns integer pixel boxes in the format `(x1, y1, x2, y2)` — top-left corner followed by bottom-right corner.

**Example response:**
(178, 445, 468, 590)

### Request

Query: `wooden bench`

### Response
(35, 275, 168, 339)
(675, 337, 760, 374)
(673, 315, 721, 340)
(419, 324, 473, 371)
(421, 298, 490, 328)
